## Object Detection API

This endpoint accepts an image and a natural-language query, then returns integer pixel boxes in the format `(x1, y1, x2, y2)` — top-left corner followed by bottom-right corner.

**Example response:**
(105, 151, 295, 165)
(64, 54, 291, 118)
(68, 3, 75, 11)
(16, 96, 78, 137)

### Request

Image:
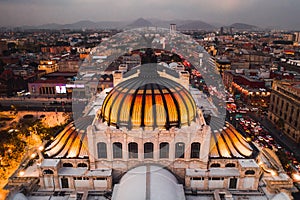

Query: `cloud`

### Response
(0, 0, 299, 29)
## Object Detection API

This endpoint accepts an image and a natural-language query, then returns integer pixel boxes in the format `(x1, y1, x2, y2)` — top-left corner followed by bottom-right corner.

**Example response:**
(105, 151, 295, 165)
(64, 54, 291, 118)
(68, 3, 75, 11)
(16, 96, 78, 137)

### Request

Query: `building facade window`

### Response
(77, 163, 88, 168)
(210, 177, 224, 180)
(43, 169, 54, 174)
(210, 163, 221, 168)
(159, 142, 169, 159)
(97, 142, 107, 158)
(192, 177, 204, 180)
(74, 177, 89, 180)
(61, 178, 69, 188)
(175, 142, 185, 158)
(113, 142, 122, 159)
(245, 170, 255, 175)
(128, 142, 138, 159)
(225, 163, 236, 167)
(63, 163, 73, 167)
(144, 142, 154, 159)
(191, 142, 201, 158)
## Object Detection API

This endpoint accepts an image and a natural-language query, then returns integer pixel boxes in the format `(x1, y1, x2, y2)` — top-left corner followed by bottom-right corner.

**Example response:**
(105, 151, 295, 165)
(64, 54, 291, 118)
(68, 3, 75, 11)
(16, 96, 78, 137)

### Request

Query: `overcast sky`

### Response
(0, 0, 300, 30)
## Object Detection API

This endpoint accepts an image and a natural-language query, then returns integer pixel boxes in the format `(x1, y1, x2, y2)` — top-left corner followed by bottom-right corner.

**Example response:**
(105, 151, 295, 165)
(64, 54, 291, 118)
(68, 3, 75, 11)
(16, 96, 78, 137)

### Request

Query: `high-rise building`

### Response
(294, 32, 300, 43)
(170, 23, 177, 34)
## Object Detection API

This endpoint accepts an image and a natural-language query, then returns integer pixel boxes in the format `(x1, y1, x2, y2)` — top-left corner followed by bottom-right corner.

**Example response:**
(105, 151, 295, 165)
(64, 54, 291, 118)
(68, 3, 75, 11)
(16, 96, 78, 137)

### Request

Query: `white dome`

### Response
(12, 193, 28, 200)
(271, 192, 291, 200)
(112, 165, 185, 200)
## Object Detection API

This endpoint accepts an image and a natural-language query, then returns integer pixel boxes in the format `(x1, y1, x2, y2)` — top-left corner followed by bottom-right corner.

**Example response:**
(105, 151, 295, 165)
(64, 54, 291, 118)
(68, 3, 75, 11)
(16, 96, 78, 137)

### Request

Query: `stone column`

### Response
(138, 138, 144, 161)
(39, 177, 45, 189)
(89, 177, 94, 190)
(169, 139, 175, 162)
(153, 135, 159, 161)
(54, 176, 60, 190)
(200, 126, 211, 164)
(123, 134, 128, 161)
(87, 126, 96, 170)
(185, 144, 191, 161)
(224, 177, 229, 189)
(185, 176, 191, 188)
(69, 177, 75, 190)
(107, 131, 112, 162)
(107, 176, 112, 190)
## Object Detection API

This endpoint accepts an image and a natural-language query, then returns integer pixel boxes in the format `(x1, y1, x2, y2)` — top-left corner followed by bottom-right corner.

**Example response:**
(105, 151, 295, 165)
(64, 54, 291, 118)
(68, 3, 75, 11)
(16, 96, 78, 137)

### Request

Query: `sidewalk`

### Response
(251, 113, 300, 160)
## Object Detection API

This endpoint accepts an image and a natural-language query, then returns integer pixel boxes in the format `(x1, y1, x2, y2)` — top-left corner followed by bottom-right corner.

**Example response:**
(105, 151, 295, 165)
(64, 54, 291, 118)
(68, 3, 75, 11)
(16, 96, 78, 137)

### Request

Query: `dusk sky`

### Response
(0, 0, 300, 30)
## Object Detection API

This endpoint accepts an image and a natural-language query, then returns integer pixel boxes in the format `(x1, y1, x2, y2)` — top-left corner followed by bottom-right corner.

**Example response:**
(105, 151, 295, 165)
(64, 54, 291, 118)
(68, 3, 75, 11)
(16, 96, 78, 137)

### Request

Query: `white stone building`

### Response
(35, 63, 272, 199)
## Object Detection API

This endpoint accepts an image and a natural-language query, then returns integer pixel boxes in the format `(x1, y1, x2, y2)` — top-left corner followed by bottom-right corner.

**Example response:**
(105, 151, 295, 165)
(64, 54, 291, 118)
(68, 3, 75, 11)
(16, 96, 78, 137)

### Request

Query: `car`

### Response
(264, 137, 269, 143)
(275, 144, 282, 149)
(258, 136, 264, 141)
(251, 108, 259, 112)
(239, 110, 247, 114)
(266, 135, 273, 140)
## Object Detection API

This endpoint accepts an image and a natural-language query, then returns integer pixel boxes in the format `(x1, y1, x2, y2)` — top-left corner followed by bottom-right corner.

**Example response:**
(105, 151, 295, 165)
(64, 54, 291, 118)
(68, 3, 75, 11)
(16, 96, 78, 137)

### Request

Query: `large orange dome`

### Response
(101, 65, 197, 130)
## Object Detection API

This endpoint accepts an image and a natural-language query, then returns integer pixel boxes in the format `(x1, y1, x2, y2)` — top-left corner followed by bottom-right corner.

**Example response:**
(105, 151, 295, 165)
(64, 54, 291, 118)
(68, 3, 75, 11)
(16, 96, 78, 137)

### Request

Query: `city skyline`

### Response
(0, 0, 300, 30)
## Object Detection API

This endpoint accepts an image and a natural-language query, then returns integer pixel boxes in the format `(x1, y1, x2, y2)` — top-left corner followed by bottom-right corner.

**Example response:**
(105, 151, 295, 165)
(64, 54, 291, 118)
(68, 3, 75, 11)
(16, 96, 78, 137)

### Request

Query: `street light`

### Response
(38, 146, 44, 151)
(292, 173, 300, 182)
(18, 170, 25, 177)
(31, 153, 37, 159)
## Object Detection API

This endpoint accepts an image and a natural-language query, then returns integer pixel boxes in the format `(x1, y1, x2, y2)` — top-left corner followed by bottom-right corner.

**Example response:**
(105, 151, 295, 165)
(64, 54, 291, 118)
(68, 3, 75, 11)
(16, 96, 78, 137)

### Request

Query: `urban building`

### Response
(38, 60, 59, 74)
(7, 63, 294, 200)
(0, 40, 7, 56)
(40, 64, 263, 193)
(268, 80, 300, 143)
(223, 69, 271, 108)
(28, 72, 76, 98)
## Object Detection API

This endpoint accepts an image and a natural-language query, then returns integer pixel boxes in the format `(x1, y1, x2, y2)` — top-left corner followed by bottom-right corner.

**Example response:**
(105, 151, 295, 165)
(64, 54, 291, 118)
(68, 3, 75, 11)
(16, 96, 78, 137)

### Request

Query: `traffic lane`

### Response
(248, 112, 300, 161)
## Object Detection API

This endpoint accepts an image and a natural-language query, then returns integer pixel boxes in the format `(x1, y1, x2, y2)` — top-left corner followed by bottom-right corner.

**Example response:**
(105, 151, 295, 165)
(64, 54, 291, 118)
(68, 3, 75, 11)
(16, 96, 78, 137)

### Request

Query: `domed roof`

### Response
(112, 165, 185, 200)
(209, 120, 258, 159)
(12, 193, 28, 200)
(101, 64, 197, 130)
(44, 116, 93, 158)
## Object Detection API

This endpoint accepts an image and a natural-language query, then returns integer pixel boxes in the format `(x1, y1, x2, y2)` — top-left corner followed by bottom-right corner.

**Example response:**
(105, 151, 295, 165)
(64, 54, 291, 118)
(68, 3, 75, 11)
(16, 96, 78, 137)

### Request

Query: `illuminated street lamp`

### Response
(18, 170, 25, 177)
(38, 146, 44, 151)
(31, 153, 37, 159)
(292, 173, 300, 182)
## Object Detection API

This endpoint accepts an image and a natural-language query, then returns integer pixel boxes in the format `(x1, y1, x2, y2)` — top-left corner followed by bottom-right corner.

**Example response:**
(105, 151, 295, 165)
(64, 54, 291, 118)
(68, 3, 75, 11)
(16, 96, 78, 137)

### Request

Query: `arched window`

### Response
(191, 142, 201, 158)
(144, 142, 154, 159)
(43, 169, 54, 174)
(63, 163, 73, 167)
(210, 163, 220, 168)
(97, 142, 107, 158)
(77, 163, 88, 168)
(113, 142, 122, 159)
(159, 142, 169, 159)
(245, 170, 255, 175)
(128, 142, 138, 159)
(175, 142, 185, 158)
(225, 163, 236, 167)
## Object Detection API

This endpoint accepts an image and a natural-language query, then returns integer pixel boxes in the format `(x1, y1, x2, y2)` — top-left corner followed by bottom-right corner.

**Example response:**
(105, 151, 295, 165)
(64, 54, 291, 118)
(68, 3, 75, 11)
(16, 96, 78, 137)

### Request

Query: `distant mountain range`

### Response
(229, 23, 258, 30)
(14, 18, 258, 31)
